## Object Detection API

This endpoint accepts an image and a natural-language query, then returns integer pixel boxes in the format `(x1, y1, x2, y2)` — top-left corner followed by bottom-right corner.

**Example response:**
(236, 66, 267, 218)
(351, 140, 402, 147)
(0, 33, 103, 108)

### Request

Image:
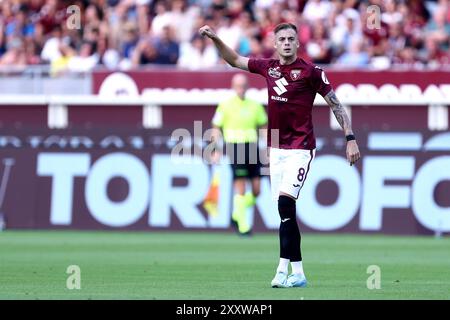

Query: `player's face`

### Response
(274, 28, 299, 59)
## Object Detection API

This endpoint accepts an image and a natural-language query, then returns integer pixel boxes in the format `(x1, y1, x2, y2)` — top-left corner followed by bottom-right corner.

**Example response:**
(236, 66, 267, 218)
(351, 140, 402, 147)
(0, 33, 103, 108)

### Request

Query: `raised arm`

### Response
(324, 90, 361, 166)
(199, 25, 249, 71)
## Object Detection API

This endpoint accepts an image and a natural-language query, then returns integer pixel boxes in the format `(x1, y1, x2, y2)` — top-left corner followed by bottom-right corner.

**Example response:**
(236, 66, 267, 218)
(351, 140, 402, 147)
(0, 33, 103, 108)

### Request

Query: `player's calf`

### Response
(278, 195, 302, 261)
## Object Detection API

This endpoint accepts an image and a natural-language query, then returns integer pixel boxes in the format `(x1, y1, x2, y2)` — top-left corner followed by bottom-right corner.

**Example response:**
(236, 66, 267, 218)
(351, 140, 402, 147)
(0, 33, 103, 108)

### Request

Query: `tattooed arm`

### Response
(324, 90, 353, 135)
(324, 90, 361, 166)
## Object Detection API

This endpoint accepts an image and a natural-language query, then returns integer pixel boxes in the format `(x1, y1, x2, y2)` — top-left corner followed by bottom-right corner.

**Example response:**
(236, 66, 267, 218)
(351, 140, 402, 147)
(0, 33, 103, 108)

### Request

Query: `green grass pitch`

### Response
(0, 230, 449, 300)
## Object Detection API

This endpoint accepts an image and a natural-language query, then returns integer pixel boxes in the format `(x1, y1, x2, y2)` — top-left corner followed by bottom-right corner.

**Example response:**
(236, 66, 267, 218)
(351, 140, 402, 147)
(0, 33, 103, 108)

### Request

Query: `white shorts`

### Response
(270, 147, 316, 201)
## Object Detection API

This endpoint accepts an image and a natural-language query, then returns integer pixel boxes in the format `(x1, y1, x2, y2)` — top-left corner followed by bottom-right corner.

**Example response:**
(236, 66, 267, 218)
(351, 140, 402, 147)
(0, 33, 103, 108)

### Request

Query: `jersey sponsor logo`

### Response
(273, 77, 288, 95)
(268, 67, 281, 78)
(271, 95, 288, 102)
(290, 69, 301, 81)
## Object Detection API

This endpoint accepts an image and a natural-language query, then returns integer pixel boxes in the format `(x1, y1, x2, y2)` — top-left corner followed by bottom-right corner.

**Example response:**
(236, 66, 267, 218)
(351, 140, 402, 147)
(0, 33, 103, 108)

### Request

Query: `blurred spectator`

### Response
(409, 0, 431, 26)
(381, 0, 404, 26)
(119, 22, 139, 60)
(151, 1, 172, 38)
(135, 0, 150, 36)
(131, 37, 158, 66)
(24, 39, 42, 65)
(177, 34, 218, 69)
(258, 2, 285, 39)
(419, 37, 450, 68)
(248, 35, 274, 58)
(217, 16, 243, 51)
(331, 14, 363, 58)
(84, 3, 104, 31)
(306, 20, 332, 64)
(154, 25, 179, 64)
(363, 18, 389, 58)
(4, 5, 35, 40)
(165, 0, 200, 43)
(67, 40, 99, 72)
(424, 6, 450, 50)
(237, 11, 259, 56)
(40, 25, 64, 64)
(97, 35, 121, 70)
(336, 39, 369, 67)
(303, 0, 332, 22)
(254, 0, 285, 10)
(50, 40, 75, 76)
(397, 46, 420, 68)
(38, 0, 67, 34)
(0, 37, 26, 66)
(387, 21, 407, 63)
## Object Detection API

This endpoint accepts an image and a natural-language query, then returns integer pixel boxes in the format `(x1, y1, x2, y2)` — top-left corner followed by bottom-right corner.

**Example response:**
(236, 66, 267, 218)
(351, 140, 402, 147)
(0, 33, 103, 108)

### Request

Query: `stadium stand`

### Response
(0, 0, 448, 72)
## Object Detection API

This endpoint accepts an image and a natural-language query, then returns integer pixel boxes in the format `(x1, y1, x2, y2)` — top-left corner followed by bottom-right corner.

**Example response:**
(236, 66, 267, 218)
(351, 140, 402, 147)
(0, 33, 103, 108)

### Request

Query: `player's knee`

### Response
(278, 195, 296, 220)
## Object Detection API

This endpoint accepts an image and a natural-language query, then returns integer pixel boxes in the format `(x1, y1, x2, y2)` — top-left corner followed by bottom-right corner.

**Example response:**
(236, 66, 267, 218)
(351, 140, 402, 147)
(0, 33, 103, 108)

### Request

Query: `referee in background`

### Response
(211, 73, 268, 236)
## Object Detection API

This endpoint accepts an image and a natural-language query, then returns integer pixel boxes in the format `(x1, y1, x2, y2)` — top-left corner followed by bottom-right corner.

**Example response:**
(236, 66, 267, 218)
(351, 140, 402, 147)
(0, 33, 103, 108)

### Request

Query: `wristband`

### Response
(346, 134, 356, 142)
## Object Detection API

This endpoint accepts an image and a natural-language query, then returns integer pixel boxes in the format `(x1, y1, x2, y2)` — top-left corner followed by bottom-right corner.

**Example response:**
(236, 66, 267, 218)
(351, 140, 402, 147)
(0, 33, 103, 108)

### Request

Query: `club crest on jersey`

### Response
(290, 69, 301, 81)
(268, 67, 281, 78)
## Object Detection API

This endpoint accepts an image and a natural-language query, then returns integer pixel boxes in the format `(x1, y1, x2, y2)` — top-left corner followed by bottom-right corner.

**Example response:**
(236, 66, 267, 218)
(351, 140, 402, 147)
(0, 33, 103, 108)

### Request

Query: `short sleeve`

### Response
(248, 58, 270, 76)
(310, 66, 333, 97)
(212, 103, 224, 127)
(255, 103, 268, 126)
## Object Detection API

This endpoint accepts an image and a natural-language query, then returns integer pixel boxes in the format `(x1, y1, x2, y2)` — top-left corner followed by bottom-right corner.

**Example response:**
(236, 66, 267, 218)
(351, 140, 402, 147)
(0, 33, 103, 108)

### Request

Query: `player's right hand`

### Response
(199, 25, 216, 39)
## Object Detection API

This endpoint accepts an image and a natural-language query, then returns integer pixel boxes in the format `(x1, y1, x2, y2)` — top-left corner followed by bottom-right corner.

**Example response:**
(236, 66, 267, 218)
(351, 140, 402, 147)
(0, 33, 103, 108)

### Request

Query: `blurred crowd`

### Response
(0, 0, 449, 74)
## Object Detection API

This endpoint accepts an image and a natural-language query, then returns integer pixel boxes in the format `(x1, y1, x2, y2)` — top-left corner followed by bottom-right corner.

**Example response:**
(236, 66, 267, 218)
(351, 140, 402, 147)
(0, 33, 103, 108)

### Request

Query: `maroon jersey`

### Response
(248, 57, 332, 149)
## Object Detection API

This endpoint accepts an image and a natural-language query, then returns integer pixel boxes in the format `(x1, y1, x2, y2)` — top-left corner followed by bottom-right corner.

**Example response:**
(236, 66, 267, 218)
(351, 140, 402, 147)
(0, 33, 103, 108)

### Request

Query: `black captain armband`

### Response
(346, 134, 356, 142)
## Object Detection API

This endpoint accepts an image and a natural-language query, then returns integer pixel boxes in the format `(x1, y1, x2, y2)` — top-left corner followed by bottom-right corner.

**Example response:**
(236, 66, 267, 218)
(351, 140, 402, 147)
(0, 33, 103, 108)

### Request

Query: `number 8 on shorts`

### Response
(270, 148, 315, 201)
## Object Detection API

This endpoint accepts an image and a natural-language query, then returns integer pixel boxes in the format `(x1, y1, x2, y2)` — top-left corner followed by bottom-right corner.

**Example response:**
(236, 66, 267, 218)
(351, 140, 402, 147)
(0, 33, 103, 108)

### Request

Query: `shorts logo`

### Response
(290, 69, 301, 81)
(268, 67, 281, 78)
